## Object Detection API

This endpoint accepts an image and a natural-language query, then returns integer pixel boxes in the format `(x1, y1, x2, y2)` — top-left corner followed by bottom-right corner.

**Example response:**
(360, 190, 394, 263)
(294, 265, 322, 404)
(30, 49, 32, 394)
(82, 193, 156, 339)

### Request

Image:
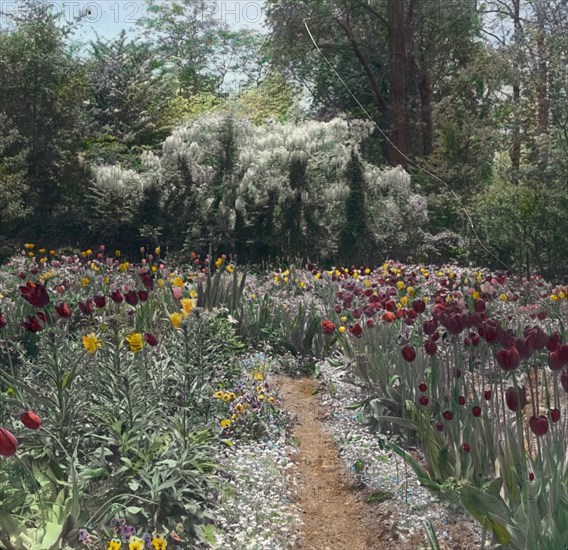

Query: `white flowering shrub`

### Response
(87, 112, 430, 261)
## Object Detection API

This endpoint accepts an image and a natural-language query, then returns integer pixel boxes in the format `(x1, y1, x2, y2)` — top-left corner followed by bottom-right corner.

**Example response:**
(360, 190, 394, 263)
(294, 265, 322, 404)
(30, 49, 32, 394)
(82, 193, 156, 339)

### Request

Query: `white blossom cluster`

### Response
(213, 440, 302, 550)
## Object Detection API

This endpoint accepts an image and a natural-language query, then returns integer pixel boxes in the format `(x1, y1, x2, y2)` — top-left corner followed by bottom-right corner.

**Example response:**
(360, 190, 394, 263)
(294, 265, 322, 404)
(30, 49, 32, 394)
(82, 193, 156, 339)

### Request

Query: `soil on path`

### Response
(277, 375, 400, 550)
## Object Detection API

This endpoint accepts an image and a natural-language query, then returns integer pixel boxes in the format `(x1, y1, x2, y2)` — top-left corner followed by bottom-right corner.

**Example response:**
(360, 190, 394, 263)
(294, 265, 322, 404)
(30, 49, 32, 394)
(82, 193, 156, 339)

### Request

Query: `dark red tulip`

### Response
(529, 472, 535, 481)
(21, 315, 43, 332)
(529, 415, 549, 436)
(93, 295, 106, 309)
(419, 396, 429, 406)
(0, 313, 6, 328)
(321, 320, 335, 335)
(548, 351, 565, 371)
(37, 312, 48, 324)
(561, 368, 568, 394)
(458, 396, 466, 406)
(412, 299, 426, 314)
(0, 428, 18, 457)
(348, 323, 363, 338)
(424, 339, 437, 356)
(401, 344, 416, 362)
(18, 272, 26, 279)
(139, 271, 154, 290)
(495, 347, 521, 371)
(442, 410, 453, 421)
(55, 303, 71, 318)
(484, 390, 492, 401)
(334, 305, 342, 314)
(144, 333, 158, 346)
(550, 408, 561, 423)
(79, 299, 93, 316)
(137, 290, 149, 302)
(559, 345, 568, 363)
(462, 442, 471, 452)
(505, 386, 527, 411)
(455, 368, 462, 378)
(435, 422, 444, 432)
(366, 318, 374, 328)
(547, 332, 561, 352)
(124, 291, 139, 307)
(537, 311, 546, 320)
(418, 382, 428, 392)
(111, 289, 124, 304)
(20, 411, 42, 430)
(19, 282, 50, 308)
(472, 406, 482, 417)
(423, 319, 437, 335)
(352, 307, 362, 319)
(474, 299, 486, 313)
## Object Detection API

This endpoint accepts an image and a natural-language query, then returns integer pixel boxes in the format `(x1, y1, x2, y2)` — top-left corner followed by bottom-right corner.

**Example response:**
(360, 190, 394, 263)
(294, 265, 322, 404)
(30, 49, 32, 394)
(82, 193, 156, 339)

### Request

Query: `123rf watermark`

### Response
(0, 1, 264, 26)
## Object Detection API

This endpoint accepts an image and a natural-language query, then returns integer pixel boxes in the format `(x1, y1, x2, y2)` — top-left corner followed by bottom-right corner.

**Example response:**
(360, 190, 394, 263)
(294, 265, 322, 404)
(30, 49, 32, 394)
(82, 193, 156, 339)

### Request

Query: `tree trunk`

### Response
(388, 0, 407, 167)
(419, 65, 433, 156)
(535, 3, 549, 166)
(510, 0, 521, 182)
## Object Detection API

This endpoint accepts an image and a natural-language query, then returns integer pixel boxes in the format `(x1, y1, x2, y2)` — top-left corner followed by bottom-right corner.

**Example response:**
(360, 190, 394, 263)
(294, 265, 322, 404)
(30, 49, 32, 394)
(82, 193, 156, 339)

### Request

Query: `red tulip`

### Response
(424, 339, 437, 356)
(462, 442, 471, 453)
(93, 295, 106, 309)
(435, 422, 444, 432)
(529, 415, 549, 436)
(19, 282, 50, 308)
(484, 390, 492, 401)
(144, 333, 158, 346)
(412, 299, 426, 314)
(550, 408, 560, 423)
(401, 344, 416, 362)
(124, 290, 139, 306)
(111, 289, 124, 304)
(418, 382, 428, 392)
(137, 290, 149, 302)
(548, 351, 565, 371)
(20, 411, 42, 430)
(495, 347, 521, 371)
(474, 299, 486, 313)
(352, 307, 362, 319)
(366, 318, 374, 328)
(458, 396, 466, 406)
(472, 406, 482, 417)
(55, 303, 71, 318)
(561, 368, 568, 394)
(0, 428, 17, 457)
(419, 396, 429, 406)
(0, 312, 6, 328)
(21, 315, 43, 332)
(139, 271, 154, 290)
(442, 410, 453, 421)
(505, 386, 527, 411)
(321, 320, 335, 335)
(422, 319, 437, 335)
(348, 323, 363, 338)
(79, 299, 93, 316)
(381, 311, 395, 323)
(529, 472, 535, 481)
(547, 332, 561, 352)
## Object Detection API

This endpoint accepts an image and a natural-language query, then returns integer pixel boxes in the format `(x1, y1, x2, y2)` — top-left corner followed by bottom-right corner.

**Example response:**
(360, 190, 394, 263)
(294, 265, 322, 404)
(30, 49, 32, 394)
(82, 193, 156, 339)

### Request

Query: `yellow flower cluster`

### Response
(125, 333, 143, 353)
(82, 333, 101, 354)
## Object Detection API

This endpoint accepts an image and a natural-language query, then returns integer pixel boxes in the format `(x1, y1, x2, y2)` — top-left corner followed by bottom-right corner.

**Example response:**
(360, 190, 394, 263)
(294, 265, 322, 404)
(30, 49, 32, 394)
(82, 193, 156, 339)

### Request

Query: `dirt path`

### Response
(277, 376, 396, 550)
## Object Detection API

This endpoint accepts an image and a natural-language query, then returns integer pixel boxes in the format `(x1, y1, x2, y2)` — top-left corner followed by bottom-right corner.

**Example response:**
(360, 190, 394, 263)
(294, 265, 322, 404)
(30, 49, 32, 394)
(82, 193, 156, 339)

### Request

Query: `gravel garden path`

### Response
(276, 376, 390, 550)
(274, 363, 488, 550)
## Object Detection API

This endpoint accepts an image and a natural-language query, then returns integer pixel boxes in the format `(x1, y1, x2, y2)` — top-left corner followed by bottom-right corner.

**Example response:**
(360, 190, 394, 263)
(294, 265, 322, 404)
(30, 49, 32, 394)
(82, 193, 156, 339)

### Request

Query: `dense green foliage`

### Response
(0, 0, 567, 277)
